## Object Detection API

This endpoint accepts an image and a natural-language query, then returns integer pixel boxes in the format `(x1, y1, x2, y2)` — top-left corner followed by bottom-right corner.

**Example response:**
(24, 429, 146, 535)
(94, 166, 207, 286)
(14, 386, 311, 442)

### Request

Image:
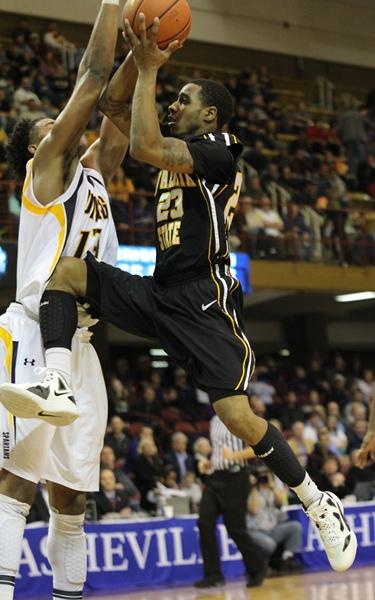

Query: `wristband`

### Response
(102, 0, 119, 5)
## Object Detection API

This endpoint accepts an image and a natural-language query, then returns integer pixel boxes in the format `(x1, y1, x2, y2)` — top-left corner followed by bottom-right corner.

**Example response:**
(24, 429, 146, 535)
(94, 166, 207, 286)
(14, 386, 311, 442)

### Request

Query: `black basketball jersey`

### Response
(154, 132, 243, 285)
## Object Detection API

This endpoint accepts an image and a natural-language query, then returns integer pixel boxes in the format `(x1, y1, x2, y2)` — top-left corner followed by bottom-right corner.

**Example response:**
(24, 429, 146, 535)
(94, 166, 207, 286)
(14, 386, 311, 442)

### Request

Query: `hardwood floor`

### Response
(92, 566, 375, 600)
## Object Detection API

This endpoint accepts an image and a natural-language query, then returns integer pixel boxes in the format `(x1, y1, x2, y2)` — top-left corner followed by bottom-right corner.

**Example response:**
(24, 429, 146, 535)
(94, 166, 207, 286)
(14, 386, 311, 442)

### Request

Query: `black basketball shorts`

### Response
(83, 253, 255, 402)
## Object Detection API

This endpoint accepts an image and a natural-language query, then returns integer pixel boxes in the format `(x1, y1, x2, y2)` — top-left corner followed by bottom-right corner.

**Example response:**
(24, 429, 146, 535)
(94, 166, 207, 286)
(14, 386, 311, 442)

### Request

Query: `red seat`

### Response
(174, 421, 196, 435)
(194, 421, 210, 435)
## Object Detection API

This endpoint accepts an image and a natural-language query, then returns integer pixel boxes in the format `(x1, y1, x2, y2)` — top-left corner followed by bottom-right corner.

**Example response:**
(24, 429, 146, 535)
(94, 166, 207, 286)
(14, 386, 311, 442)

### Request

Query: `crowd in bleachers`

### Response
(1, 18, 375, 264)
(27, 350, 375, 525)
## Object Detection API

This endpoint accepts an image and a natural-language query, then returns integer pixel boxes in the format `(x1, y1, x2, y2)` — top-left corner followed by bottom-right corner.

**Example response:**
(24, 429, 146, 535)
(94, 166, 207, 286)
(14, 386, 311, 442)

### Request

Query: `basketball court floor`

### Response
(41, 567, 372, 600)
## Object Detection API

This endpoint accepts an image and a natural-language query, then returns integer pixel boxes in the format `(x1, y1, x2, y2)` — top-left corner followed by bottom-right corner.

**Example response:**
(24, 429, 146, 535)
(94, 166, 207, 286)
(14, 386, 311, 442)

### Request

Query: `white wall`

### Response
(0, 0, 374, 68)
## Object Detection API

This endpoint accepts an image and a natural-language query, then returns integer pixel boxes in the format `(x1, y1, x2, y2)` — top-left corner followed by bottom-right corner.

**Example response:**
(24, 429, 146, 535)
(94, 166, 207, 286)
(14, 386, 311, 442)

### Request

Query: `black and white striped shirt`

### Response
(210, 415, 247, 472)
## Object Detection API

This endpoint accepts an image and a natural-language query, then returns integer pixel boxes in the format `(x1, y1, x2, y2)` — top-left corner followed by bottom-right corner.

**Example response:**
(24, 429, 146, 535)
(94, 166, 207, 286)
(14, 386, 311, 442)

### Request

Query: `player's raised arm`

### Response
(98, 50, 138, 138)
(124, 15, 194, 173)
(81, 116, 129, 185)
(32, 0, 119, 204)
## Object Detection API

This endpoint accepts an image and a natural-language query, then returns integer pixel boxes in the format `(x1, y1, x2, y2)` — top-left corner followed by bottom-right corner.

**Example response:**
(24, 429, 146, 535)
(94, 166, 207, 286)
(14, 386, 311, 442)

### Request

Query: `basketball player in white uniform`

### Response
(0, 2, 137, 599)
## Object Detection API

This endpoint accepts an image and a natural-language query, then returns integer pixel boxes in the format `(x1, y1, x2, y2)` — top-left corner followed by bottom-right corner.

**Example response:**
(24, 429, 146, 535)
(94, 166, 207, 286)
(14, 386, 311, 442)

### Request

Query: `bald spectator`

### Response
(165, 432, 195, 484)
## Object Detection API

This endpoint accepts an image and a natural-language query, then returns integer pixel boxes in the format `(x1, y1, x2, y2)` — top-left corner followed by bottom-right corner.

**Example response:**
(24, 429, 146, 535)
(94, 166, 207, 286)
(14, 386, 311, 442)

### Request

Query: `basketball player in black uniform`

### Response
(2, 15, 357, 574)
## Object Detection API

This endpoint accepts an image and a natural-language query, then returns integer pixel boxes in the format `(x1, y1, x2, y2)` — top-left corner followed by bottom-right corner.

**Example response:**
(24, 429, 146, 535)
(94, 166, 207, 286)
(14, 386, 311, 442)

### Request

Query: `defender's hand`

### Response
(123, 14, 181, 72)
(357, 432, 375, 468)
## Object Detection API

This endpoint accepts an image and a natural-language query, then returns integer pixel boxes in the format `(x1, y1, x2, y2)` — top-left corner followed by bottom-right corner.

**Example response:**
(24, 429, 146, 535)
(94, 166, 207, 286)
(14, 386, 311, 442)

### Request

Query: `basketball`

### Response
(123, 0, 192, 49)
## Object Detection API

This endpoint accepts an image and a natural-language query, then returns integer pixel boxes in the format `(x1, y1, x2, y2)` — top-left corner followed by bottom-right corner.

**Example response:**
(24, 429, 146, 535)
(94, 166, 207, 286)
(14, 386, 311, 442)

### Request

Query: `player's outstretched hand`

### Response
(124, 13, 182, 71)
(357, 432, 375, 468)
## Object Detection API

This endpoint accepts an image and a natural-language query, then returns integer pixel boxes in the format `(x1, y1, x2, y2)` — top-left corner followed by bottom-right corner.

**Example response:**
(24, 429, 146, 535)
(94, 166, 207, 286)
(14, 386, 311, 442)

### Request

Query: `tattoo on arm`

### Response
(99, 89, 132, 119)
(161, 139, 193, 170)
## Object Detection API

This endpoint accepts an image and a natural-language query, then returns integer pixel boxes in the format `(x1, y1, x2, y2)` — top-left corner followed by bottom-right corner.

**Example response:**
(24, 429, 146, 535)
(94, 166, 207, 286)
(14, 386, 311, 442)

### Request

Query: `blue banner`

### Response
(116, 246, 252, 294)
(15, 503, 375, 598)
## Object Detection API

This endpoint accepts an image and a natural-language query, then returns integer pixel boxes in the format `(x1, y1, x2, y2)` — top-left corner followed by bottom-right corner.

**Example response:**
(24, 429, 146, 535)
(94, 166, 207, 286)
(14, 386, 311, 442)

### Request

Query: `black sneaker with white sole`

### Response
(0, 370, 78, 426)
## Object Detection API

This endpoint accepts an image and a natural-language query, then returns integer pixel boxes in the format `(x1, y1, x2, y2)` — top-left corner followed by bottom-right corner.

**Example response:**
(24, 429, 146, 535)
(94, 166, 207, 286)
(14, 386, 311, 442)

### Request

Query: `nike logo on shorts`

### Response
(201, 300, 217, 312)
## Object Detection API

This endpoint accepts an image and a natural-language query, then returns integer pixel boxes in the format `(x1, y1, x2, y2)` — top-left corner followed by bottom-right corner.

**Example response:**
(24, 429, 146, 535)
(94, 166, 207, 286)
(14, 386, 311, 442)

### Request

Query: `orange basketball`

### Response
(123, 0, 192, 49)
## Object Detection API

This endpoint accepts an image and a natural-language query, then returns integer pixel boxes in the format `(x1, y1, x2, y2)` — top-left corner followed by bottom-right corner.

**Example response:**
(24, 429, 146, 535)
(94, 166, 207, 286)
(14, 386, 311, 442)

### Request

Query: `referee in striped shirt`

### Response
(194, 415, 267, 589)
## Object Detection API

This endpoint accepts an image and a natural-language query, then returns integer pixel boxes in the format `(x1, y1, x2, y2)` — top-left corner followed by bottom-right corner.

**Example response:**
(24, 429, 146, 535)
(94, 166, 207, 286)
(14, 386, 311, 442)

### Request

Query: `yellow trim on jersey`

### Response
(22, 192, 50, 215)
(0, 326, 12, 379)
(197, 179, 249, 390)
(22, 191, 67, 276)
(48, 204, 67, 275)
(0, 326, 14, 433)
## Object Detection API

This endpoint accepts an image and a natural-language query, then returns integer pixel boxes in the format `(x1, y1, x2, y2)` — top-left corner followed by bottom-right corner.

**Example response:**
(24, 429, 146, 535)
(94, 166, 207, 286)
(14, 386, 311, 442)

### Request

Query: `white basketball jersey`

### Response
(16, 159, 118, 317)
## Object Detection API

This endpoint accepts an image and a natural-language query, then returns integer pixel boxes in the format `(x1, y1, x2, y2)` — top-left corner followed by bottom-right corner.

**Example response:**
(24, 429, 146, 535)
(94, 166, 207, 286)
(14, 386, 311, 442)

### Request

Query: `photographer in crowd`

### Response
(247, 467, 303, 572)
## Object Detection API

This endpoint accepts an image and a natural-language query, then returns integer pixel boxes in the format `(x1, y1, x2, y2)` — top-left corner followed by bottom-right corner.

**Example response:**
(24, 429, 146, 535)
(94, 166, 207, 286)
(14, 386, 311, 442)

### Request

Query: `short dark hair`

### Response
(6, 118, 42, 181)
(191, 79, 234, 130)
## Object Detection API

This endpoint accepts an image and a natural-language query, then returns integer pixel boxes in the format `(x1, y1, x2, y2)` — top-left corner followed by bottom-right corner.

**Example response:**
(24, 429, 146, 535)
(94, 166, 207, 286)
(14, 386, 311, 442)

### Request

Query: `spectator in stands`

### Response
(329, 374, 351, 408)
(22, 97, 47, 121)
(107, 166, 135, 203)
(0, 88, 12, 129)
(239, 195, 264, 257)
(346, 449, 375, 500)
(107, 375, 129, 417)
(288, 421, 314, 468)
(308, 427, 337, 478)
(344, 400, 368, 429)
(249, 395, 268, 420)
(44, 21, 77, 70)
(247, 468, 303, 572)
(134, 438, 163, 511)
(356, 368, 375, 403)
(91, 469, 133, 520)
(279, 391, 304, 430)
(357, 153, 375, 198)
(182, 471, 202, 512)
(256, 194, 284, 259)
(193, 437, 212, 474)
(247, 369, 275, 406)
(104, 415, 130, 467)
(126, 425, 155, 474)
(284, 201, 312, 260)
(327, 415, 348, 456)
(100, 445, 141, 510)
(137, 384, 161, 417)
(165, 432, 195, 484)
(315, 457, 349, 499)
(337, 97, 373, 175)
(13, 76, 42, 114)
(347, 419, 369, 452)
(303, 411, 325, 445)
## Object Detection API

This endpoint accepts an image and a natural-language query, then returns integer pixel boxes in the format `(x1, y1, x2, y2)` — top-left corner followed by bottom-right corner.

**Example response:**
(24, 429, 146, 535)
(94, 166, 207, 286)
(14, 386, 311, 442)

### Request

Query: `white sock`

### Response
(45, 348, 72, 385)
(282, 550, 293, 560)
(291, 472, 322, 508)
(0, 493, 30, 600)
(47, 510, 86, 598)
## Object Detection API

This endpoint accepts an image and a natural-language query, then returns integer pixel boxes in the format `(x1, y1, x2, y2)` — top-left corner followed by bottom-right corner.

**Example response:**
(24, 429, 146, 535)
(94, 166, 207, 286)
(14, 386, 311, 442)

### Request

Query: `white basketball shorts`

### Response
(0, 303, 107, 492)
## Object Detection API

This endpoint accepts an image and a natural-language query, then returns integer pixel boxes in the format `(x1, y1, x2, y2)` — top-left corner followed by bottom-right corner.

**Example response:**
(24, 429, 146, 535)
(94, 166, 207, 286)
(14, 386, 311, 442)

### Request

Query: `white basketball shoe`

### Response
(0, 370, 78, 426)
(306, 491, 357, 572)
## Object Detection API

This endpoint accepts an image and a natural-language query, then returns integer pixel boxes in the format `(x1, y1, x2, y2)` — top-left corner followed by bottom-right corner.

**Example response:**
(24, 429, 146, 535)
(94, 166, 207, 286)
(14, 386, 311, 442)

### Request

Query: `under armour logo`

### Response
(24, 358, 36, 366)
